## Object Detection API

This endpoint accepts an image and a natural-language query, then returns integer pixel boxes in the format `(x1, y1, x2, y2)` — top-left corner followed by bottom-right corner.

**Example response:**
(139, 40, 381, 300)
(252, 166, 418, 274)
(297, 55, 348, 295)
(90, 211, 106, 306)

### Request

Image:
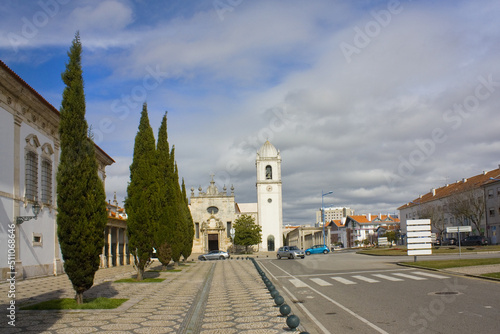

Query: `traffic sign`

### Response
(406, 219, 432, 258)
(446, 226, 472, 233)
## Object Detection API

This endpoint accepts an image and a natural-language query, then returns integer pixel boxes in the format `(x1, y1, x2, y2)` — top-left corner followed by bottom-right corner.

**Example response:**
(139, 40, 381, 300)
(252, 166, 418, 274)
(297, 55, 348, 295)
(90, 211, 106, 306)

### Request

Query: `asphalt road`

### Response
(259, 251, 500, 334)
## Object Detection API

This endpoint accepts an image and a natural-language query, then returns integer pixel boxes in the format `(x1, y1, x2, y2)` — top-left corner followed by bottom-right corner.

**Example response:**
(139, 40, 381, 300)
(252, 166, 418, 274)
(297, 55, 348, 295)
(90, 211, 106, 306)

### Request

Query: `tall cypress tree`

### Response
(125, 103, 159, 280)
(156, 113, 173, 268)
(57, 32, 107, 304)
(168, 148, 184, 265)
(181, 178, 194, 260)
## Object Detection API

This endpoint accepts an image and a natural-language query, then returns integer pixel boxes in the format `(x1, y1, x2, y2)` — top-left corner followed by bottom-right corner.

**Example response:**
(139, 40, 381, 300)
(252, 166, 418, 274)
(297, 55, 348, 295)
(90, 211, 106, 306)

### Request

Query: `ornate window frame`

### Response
(41, 143, 54, 205)
(25, 134, 40, 201)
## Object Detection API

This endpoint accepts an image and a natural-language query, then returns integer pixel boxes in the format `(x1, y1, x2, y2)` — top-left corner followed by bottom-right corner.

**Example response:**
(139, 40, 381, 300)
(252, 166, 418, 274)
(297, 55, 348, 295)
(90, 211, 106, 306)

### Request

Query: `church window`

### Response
(265, 165, 272, 179)
(195, 223, 200, 239)
(25, 150, 38, 200)
(207, 206, 219, 214)
(41, 158, 52, 204)
(227, 222, 232, 238)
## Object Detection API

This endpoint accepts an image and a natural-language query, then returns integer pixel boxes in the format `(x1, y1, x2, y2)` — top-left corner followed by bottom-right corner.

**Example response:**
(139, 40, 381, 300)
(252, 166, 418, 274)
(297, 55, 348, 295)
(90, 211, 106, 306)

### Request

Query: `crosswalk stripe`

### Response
(352, 275, 379, 283)
(289, 279, 308, 288)
(392, 273, 427, 280)
(372, 274, 404, 281)
(310, 278, 333, 286)
(410, 271, 450, 279)
(331, 277, 357, 285)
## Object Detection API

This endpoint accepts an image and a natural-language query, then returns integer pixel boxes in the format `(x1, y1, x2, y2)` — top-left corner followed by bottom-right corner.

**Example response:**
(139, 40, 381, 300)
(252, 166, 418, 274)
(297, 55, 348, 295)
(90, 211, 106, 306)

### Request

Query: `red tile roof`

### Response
(398, 167, 500, 210)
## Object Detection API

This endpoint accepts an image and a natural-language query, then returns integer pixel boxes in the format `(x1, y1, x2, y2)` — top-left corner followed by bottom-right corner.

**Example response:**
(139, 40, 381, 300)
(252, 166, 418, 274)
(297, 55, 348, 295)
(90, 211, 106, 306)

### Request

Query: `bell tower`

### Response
(256, 140, 283, 251)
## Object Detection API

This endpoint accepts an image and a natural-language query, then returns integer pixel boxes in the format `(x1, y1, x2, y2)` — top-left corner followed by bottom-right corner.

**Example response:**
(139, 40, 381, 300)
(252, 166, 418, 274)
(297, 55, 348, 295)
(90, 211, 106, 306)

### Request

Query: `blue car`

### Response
(305, 245, 330, 255)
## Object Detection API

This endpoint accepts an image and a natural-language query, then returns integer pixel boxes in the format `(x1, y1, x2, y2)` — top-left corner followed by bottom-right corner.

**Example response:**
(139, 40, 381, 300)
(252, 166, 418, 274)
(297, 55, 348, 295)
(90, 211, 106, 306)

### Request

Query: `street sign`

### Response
(446, 226, 472, 233)
(406, 219, 432, 257)
(446, 225, 472, 259)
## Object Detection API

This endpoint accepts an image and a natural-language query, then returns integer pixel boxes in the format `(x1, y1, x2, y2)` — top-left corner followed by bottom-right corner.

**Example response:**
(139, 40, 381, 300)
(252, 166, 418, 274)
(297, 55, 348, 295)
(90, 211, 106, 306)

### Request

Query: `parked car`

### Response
(433, 239, 441, 246)
(305, 245, 330, 255)
(277, 246, 305, 259)
(441, 238, 457, 246)
(198, 250, 229, 261)
(461, 236, 489, 246)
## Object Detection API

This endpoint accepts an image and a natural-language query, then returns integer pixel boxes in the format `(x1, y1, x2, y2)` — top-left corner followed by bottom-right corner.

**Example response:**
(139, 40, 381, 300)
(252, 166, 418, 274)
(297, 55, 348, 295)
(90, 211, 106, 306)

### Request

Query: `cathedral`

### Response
(189, 140, 283, 253)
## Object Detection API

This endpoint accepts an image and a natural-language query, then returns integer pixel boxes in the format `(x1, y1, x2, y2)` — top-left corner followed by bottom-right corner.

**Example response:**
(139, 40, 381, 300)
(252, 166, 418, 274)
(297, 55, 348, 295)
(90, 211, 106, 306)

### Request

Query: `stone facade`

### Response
(190, 177, 236, 253)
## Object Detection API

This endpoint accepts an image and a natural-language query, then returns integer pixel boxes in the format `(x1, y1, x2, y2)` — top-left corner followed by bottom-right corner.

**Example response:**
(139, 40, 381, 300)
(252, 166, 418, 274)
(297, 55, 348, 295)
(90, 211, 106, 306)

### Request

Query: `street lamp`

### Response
(322, 190, 333, 246)
(16, 198, 41, 225)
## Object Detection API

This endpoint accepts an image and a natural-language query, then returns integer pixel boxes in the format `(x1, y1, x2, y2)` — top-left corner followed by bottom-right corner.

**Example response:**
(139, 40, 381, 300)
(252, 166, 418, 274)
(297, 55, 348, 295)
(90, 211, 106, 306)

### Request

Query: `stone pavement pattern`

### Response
(1, 260, 291, 333)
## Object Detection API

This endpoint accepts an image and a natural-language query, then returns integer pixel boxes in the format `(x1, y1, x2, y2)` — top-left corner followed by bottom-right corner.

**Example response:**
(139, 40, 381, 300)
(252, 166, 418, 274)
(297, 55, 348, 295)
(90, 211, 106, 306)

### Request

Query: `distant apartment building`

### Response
(398, 166, 500, 244)
(316, 207, 354, 225)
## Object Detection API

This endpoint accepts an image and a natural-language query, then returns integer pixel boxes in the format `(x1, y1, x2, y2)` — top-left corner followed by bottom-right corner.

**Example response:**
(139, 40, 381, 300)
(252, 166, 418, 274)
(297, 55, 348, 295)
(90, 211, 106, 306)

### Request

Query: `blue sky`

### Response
(2, 0, 500, 225)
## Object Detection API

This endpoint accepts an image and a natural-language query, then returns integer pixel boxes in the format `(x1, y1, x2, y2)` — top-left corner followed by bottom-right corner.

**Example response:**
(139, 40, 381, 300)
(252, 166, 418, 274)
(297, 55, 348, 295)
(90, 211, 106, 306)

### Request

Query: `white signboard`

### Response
(446, 226, 472, 233)
(407, 219, 432, 256)
(378, 237, 389, 246)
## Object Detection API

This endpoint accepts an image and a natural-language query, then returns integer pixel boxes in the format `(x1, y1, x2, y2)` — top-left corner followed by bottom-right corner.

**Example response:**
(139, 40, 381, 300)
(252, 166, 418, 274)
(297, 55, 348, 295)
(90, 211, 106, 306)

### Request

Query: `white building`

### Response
(398, 166, 500, 244)
(316, 207, 354, 224)
(0, 60, 114, 280)
(189, 140, 283, 253)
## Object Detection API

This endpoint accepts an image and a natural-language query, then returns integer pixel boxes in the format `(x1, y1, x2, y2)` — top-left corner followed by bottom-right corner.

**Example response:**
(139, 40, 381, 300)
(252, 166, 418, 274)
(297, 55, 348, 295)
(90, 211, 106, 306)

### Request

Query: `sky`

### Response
(1, 0, 500, 226)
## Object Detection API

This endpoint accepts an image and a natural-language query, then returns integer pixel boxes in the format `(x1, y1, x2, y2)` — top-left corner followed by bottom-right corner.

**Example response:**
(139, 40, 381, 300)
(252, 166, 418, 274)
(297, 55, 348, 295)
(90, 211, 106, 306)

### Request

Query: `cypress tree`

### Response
(181, 178, 194, 260)
(168, 149, 184, 265)
(125, 103, 159, 280)
(57, 32, 107, 304)
(156, 113, 173, 268)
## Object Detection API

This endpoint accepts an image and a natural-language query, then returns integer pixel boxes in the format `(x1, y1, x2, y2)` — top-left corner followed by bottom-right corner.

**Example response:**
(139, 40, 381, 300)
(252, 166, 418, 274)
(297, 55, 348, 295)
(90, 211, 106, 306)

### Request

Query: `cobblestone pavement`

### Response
(1, 259, 293, 333)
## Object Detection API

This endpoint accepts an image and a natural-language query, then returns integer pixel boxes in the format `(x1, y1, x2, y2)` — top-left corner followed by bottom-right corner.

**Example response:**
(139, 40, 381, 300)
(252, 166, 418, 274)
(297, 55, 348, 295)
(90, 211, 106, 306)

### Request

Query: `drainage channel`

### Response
(179, 262, 216, 334)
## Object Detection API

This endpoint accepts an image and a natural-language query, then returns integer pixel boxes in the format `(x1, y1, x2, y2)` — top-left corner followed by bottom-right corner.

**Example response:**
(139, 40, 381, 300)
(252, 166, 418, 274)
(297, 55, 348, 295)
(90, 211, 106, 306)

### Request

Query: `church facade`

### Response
(189, 140, 283, 253)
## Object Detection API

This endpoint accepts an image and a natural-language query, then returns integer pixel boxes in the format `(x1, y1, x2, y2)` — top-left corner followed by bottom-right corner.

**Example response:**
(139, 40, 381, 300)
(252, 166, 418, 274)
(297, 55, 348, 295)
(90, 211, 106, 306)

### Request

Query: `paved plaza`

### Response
(1, 259, 300, 333)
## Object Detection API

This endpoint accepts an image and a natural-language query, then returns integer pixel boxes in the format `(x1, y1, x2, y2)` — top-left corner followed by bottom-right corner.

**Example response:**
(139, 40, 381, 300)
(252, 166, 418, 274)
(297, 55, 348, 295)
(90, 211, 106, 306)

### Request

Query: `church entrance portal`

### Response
(208, 234, 219, 251)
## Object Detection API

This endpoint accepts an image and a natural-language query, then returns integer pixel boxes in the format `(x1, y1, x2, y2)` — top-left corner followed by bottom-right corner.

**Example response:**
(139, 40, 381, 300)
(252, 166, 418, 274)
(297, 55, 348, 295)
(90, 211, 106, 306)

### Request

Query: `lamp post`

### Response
(16, 199, 41, 224)
(322, 190, 333, 246)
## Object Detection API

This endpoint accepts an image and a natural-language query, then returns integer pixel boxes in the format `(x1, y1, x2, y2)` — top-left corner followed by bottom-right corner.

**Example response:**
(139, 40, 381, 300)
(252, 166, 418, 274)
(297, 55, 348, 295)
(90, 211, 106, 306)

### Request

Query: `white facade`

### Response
(0, 61, 113, 280)
(256, 140, 283, 251)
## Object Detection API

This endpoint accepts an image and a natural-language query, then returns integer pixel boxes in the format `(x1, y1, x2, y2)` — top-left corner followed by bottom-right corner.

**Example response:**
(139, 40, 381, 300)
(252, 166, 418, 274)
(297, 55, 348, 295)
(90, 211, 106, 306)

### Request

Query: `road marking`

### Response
(282, 285, 332, 334)
(331, 277, 357, 285)
(262, 261, 389, 334)
(372, 274, 404, 281)
(392, 273, 427, 280)
(410, 271, 450, 279)
(310, 278, 332, 286)
(352, 275, 379, 283)
(289, 278, 309, 288)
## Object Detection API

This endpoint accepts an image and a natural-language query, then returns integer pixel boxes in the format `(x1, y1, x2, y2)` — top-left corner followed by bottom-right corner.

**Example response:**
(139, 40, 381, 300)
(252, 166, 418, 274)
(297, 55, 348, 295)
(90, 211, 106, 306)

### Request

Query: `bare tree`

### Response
(418, 204, 446, 237)
(446, 187, 485, 235)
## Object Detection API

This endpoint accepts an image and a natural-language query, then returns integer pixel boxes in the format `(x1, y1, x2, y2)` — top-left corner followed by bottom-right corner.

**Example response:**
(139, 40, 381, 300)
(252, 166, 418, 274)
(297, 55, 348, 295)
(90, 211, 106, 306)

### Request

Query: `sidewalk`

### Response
(1, 259, 294, 333)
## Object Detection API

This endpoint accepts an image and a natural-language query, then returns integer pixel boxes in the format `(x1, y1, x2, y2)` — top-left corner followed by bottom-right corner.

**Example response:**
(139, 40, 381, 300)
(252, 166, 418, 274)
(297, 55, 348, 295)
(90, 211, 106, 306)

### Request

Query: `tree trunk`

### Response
(75, 292, 84, 305)
(136, 267, 144, 281)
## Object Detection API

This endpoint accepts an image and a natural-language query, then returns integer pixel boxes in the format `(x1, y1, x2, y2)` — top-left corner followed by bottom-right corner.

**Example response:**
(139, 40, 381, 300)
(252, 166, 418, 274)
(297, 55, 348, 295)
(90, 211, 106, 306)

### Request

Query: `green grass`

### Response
(20, 297, 128, 310)
(114, 278, 165, 283)
(481, 272, 500, 279)
(403, 257, 500, 269)
(358, 245, 500, 256)
(148, 269, 182, 272)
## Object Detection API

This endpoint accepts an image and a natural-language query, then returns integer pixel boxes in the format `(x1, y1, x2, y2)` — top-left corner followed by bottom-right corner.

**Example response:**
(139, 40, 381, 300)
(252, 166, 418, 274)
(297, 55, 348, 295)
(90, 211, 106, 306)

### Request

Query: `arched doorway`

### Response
(267, 235, 275, 251)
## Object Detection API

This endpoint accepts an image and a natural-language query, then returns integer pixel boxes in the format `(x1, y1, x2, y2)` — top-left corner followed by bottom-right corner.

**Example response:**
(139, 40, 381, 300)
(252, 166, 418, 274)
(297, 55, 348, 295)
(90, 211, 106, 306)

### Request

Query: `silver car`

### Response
(198, 250, 230, 261)
(277, 246, 305, 259)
